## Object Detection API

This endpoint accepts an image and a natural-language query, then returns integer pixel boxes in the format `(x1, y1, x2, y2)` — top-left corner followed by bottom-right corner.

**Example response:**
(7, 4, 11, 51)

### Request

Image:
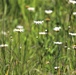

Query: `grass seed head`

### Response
(25, 5, 29, 8)
(45, 18, 50, 22)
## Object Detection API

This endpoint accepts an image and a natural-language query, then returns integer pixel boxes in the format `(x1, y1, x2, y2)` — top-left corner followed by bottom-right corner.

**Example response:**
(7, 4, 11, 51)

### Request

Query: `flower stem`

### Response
(18, 32, 21, 60)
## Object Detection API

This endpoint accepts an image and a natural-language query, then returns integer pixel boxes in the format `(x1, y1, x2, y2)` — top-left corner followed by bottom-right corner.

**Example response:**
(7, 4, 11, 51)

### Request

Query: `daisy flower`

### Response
(69, 0, 76, 4)
(73, 12, 76, 15)
(0, 44, 8, 48)
(54, 66, 59, 70)
(27, 7, 35, 12)
(13, 25, 24, 32)
(54, 42, 62, 45)
(69, 32, 76, 36)
(34, 21, 44, 25)
(53, 26, 61, 32)
(39, 32, 47, 35)
(45, 10, 53, 14)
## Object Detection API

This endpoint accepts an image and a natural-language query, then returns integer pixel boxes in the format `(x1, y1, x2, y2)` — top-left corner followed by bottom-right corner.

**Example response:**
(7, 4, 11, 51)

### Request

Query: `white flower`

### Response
(68, 26, 71, 29)
(13, 25, 24, 32)
(34, 21, 44, 24)
(53, 26, 61, 32)
(69, 32, 76, 36)
(16, 25, 23, 29)
(45, 10, 53, 14)
(67, 47, 70, 50)
(1, 31, 7, 35)
(69, 0, 76, 4)
(0, 44, 8, 48)
(39, 32, 47, 35)
(54, 42, 62, 45)
(54, 66, 59, 70)
(73, 12, 76, 15)
(27, 7, 35, 11)
(13, 28, 24, 32)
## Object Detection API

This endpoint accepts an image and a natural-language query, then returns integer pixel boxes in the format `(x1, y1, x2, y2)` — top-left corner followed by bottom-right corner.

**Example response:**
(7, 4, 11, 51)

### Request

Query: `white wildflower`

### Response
(39, 32, 47, 35)
(13, 28, 24, 32)
(73, 12, 76, 15)
(16, 25, 23, 29)
(1, 31, 7, 35)
(69, 0, 76, 4)
(45, 10, 53, 14)
(54, 42, 62, 45)
(54, 66, 59, 70)
(68, 26, 71, 29)
(69, 32, 76, 36)
(27, 7, 35, 11)
(53, 26, 61, 32)
(0, 44, 8, 48)
(13, 25, 24, 32)
(34, 21, 44, 25)
(67, 47, 70, 50)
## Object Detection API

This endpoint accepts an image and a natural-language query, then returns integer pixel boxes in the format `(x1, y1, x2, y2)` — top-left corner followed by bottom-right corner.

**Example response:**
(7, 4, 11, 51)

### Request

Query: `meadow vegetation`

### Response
(0, 0, 76, 75)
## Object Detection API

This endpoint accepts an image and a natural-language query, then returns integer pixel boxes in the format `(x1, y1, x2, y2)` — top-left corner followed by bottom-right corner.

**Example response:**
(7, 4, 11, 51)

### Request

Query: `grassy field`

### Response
(0, 0, 76, 75)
